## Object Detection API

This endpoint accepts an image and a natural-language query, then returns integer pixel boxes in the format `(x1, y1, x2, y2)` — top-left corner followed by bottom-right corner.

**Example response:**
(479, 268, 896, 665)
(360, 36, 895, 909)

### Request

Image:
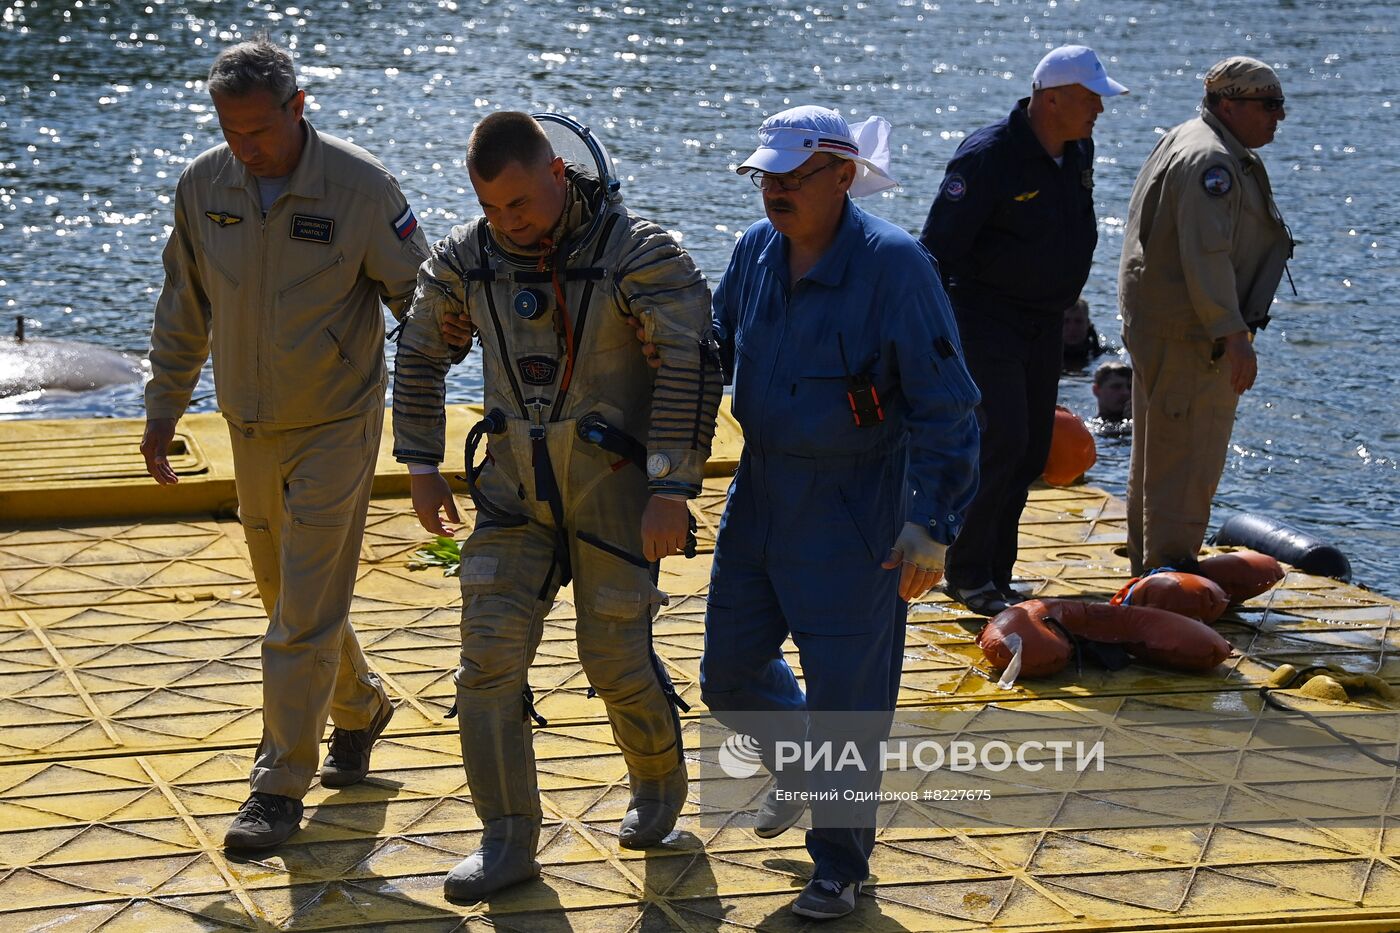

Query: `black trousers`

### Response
(945, 307, 1064, 590)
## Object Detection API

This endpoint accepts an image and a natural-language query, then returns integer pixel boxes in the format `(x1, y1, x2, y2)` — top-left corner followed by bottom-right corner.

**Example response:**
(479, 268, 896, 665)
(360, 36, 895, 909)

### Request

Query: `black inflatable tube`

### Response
(1211, 513, 1352, 582)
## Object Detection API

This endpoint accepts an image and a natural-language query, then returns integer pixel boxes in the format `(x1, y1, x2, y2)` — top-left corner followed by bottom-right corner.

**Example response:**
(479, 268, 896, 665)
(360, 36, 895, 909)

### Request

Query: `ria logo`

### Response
(718, 733, 763, 779)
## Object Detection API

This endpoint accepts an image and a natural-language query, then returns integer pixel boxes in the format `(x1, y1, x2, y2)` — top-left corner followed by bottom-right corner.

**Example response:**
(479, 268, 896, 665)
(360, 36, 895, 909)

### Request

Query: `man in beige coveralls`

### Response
(1119, 56, 1293, 574)
(393, 112, 721, 901)
(140, 38, 429, 849)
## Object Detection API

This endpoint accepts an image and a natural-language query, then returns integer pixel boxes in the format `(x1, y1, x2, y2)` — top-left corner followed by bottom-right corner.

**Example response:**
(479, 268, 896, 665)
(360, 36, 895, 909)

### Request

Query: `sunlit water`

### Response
(1, 0, 1396, 587)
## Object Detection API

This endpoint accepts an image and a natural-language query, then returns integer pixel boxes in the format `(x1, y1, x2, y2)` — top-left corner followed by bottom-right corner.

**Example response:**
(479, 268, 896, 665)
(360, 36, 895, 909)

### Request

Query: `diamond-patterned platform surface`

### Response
(3, 479, 1400, 931)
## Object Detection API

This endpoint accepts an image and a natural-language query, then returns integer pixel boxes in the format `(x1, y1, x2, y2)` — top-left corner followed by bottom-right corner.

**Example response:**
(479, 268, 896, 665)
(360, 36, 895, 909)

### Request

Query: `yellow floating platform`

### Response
(1, 406, 1397, 931)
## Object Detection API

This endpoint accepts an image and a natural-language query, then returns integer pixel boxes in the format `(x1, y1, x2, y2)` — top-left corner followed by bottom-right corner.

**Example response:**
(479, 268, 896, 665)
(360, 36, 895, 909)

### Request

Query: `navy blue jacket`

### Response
(919, 98, 1097, 316)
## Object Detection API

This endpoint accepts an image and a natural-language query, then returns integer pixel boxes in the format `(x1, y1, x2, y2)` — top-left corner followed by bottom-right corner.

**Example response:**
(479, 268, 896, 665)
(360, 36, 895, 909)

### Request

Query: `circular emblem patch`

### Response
(1202, 166, 1233, 197)
(942, 173, 967, 202)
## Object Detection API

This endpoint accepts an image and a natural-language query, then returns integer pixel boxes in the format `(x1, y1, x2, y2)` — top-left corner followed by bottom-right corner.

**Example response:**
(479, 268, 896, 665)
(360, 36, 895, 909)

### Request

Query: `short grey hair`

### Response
(207, 35, 297, 101)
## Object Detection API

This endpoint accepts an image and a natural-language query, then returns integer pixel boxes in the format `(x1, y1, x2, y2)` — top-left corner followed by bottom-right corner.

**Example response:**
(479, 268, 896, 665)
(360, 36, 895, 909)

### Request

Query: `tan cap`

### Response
(1204, 56, 1282, 98)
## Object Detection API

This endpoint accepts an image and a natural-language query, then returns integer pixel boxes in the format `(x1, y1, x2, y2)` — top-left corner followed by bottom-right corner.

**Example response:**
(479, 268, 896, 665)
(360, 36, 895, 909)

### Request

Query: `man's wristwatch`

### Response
(646, 452, 672, 479)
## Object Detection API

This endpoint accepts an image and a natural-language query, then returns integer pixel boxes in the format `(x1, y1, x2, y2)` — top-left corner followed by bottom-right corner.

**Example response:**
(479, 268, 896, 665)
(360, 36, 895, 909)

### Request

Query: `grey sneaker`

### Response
(791, 878, 861, 919)
(223, 793, 303, 850)
(754, 786, 805, 839)
(320, 700, 395, 788)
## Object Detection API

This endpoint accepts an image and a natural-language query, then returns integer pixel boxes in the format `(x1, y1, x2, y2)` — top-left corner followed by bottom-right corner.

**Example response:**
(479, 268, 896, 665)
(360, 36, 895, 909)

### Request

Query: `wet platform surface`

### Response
(2, 411, 1399, 931)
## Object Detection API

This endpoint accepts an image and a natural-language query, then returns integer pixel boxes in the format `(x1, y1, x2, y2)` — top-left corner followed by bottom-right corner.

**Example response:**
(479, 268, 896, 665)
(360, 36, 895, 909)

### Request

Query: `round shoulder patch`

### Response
(1202, 165, 1233, 197)
(941, 173, 967, 202)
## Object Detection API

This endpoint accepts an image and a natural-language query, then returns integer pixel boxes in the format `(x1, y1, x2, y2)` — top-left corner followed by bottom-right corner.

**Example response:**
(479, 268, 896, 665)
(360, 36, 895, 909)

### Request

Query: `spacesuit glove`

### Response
(880, 522, 947, 603)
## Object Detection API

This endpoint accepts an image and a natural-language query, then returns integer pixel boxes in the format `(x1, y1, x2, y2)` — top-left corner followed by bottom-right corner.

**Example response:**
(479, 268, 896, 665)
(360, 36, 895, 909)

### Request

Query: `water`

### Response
(1, 0, 1396, 588)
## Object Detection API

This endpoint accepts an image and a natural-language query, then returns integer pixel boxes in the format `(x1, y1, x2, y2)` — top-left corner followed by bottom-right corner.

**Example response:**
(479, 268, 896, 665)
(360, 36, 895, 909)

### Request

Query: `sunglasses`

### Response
(1230, 96, 1286, 113)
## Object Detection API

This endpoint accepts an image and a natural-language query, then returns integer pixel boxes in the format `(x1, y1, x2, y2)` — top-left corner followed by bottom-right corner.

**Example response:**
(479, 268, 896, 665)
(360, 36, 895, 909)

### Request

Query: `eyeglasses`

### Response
(1229, 96, 1286, 113)
(749, 158, 843, 192)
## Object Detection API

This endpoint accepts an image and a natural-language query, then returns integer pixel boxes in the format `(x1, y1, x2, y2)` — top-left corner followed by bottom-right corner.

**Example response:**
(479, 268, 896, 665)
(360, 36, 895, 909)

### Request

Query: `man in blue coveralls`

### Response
(921, 46, 1127, 616)
(700, 106, 981, 920)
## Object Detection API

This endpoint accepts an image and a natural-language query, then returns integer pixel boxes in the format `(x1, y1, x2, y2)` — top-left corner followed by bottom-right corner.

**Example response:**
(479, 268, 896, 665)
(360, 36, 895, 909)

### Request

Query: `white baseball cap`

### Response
(737, 105, 898, 197)
(1031, 45, 1128, 96)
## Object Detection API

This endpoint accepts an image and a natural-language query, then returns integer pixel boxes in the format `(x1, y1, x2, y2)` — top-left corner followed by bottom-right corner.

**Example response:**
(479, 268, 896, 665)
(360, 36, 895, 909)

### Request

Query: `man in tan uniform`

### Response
(140, 37, 429, 849)
(392, 111, 721, 901)
(1119, 56, 1293, 574)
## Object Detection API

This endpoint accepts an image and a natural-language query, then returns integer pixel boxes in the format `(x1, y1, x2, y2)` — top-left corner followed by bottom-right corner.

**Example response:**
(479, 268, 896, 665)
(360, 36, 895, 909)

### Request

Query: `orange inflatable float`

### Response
(978, 598, 1232, 678)
(975, 602, 1074, 678)
(1196, 550, 1285, 602)
(1111, 571, 1229, 623)
(1042, 406, 1097, 486)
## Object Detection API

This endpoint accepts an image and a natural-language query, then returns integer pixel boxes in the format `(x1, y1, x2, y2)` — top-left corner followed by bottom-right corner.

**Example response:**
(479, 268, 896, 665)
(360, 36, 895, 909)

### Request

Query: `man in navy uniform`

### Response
(921, 46, 1127, 615)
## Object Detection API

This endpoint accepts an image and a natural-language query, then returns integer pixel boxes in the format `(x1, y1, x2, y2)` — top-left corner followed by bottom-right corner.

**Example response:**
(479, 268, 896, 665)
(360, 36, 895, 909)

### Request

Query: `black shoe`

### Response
(320, 700, 395, 788)
(224, 793, 303, 850)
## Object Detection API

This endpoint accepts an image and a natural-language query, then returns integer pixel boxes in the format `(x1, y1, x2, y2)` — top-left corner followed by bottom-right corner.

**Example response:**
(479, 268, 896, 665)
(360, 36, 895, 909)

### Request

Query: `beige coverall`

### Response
(1119, 109, 1291, 573)
(146, 121, 430, 798)
(391, 170, 721, 860)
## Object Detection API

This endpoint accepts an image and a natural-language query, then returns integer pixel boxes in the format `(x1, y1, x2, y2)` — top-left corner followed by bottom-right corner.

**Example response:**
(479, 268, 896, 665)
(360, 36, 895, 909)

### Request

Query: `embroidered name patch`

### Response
(205, 210, 242, 227)
(941, 173, 967, 202)
(291, 214, 335, 243)
(1202, 166, 1233, 197)
(393, 205, 418, 241)
(517, 355, 559, 386)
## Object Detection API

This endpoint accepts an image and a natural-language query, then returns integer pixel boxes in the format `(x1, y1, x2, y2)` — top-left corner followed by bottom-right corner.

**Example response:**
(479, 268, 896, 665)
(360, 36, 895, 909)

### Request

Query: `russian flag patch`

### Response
(392, 205, 418, 241)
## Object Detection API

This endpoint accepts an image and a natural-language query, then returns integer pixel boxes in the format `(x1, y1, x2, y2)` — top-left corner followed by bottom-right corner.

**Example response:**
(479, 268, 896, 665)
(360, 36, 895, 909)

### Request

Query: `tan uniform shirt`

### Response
(146, 121, 429, 426)
(1119, 110, 1291, 342)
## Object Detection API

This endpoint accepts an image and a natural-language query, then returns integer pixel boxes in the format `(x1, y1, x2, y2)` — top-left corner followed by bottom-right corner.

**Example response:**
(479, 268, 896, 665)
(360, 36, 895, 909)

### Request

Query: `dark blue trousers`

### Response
(700, 453, 907, 884)
(945, 307, 1064, 590)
